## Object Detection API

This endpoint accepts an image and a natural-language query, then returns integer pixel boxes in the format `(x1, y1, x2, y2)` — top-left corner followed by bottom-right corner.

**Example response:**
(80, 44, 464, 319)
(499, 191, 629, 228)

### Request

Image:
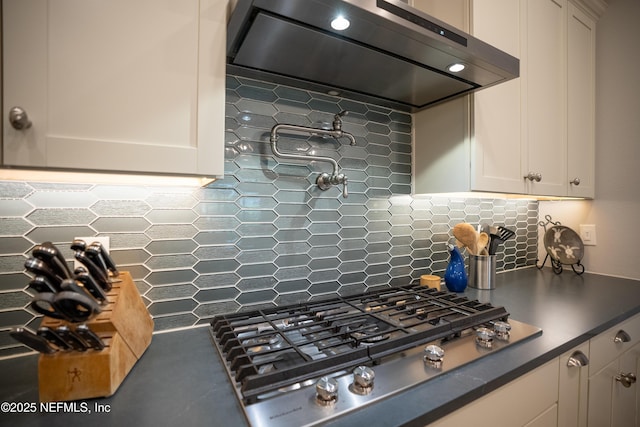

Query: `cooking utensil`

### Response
(30, 288, 102, 322)
(75, 271, 108, 303)
(37, 326, 72, 351)
(87, 241, 119, 277)
(10, 327, 57, 354)
(74, 250, 112, 291)
(477, 232, 490, 255)
(24, 258, 63, 291)
(488, 226, 516, 255)
(27, 276, 58, 294)
(55, 325, 89, 351)
(76, 324, 105, 350)
(32, 243, 72, 280)
(70, 239, 87, 252)
(453, 223, 479, 255)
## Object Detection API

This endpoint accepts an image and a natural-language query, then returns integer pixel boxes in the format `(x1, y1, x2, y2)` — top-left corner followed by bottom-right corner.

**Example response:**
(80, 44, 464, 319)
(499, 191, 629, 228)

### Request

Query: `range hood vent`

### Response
(226, 0, 519, 112)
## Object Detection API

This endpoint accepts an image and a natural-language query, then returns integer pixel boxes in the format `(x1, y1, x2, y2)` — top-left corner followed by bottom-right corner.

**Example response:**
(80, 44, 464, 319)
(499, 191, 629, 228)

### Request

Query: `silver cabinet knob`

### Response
(569, 178, 581, 186)
(316, 376, 338, 406)
(614, 330, 631, 343)
(567, 350, 589, 368)
(524, 172, 542, 182)
(9, 106, 32, 130)
(615, 372, 637, 388)
(352, 366, 375, 394)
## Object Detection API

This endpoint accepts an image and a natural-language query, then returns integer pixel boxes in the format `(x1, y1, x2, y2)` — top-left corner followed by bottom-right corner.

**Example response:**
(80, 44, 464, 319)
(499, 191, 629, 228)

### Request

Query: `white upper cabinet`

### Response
(522, 0, 568, 197)
(471, 0, 525, 194)
(413, 0, 600, 198)
(567, 3, 596, 198)
(2, 0, 226, 178)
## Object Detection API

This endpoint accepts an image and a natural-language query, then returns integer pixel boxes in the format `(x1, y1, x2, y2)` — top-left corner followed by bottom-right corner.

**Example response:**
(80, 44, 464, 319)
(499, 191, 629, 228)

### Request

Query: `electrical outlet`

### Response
(579, 224, 597, 246)
(73, 236, 110, 270)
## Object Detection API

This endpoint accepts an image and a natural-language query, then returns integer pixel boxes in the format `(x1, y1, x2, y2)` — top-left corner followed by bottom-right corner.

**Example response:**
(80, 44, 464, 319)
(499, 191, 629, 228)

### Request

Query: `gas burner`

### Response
(209, 282, 542, 427)
(256, 351, 306, 375)
(244, 334, 283, 354)
(342, 319, 392, 345)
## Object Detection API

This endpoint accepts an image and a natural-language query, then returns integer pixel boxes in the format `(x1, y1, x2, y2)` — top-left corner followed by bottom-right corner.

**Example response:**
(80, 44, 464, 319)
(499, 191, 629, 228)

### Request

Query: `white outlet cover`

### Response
(579, 225, 597, 246)
(73, 236, 110, 270)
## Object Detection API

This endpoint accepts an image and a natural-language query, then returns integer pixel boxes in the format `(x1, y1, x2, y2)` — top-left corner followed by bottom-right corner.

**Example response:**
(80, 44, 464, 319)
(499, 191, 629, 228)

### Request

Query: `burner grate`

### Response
(210, 283, 510, 402)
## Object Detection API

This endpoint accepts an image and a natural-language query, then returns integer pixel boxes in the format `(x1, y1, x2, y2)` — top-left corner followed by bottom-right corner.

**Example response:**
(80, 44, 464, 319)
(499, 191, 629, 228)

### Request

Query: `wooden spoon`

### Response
(477, 232, 490, 256)
(453, 223, 478, 255)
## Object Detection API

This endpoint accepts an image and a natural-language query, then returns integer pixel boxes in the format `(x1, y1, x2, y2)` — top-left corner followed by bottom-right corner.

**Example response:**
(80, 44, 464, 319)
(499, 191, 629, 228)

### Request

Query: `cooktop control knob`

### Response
(475, 327, 495, 348)
(493, 321, 511, 340)
(316, 376, 339, 406)
(423, 344, 445, 368)
(351, 366, 375, 395)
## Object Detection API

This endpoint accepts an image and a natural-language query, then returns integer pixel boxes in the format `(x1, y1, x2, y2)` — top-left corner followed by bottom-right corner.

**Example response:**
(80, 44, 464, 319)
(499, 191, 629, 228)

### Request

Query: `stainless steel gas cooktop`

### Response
(210, 283, 541, 427)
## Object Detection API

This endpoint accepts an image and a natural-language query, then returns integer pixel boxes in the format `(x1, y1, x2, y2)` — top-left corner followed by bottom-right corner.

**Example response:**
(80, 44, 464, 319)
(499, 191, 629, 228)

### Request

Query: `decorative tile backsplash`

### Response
(0, 76, 538, 358)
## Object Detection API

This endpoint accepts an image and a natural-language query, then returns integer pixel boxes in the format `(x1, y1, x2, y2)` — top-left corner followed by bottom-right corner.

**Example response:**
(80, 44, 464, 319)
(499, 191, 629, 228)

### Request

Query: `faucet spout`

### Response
(269, 111, 355, 198)
(270, 123, 340, 175)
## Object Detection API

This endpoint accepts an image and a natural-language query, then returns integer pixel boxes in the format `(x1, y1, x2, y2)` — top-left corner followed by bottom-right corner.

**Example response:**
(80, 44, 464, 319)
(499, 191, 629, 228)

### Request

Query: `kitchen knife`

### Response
(70, 239, 87, 252)
(89, 241, 119, 277)
(74, 250, 112, 291)
(35, 242, 72, 279)
(75, 324, 105, 351)
(85, 242, 110, 278)
(74, 271, 108, 303)
(37, 326, 72, 351)
(24, 258, 63, 291)
(10, 327, 57, 354)
(27, 276, 58, 294)
(56, 325, 88, 351)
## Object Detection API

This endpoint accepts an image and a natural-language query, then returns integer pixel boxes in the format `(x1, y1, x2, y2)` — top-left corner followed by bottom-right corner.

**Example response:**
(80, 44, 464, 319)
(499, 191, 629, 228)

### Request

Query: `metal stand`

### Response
(536, 215, 585, 275)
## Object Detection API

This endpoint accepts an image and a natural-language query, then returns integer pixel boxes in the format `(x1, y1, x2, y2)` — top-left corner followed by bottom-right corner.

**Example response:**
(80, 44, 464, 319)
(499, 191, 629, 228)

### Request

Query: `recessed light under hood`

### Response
(226, 0, 519, 112)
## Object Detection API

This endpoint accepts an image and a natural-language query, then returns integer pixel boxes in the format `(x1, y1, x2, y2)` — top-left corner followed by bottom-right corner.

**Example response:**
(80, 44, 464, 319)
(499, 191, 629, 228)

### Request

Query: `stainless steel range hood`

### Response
(226, 0, 519, 112)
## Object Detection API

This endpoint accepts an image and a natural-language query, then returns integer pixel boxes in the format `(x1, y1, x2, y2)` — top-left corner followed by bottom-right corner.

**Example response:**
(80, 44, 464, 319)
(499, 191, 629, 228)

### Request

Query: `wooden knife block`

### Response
(38, 271, 153, 402)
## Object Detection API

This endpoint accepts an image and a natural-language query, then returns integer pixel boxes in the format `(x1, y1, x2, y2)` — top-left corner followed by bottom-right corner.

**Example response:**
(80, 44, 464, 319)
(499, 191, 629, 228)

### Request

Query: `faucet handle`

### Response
(340, 175, 348, 198)
(316, 172, 348, 198)
(333, 111, 348, 131)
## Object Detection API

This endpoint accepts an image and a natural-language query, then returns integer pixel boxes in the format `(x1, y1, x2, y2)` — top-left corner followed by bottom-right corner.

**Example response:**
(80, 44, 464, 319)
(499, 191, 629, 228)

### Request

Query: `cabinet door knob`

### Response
(524, 172, 542, 182)
(567, 350, 589, 368)
(8, 106, 32, 130)
(614, 329, 631, 343)
(569, 178, 581, 186)
(615, 372, 637, 388)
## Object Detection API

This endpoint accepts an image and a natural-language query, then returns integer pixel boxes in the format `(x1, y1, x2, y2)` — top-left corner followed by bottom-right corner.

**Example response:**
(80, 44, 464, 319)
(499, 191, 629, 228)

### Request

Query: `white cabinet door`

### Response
(3, 0, 225, 177)
(428, 358, 559, 427)
(566, 3, 596, 198)
(471, 0, 525, 194)
(611, 342, 640, 427)
(522, 0, 567, 197)
(587, 343, 640, 427)
(558, 343, 590, 427)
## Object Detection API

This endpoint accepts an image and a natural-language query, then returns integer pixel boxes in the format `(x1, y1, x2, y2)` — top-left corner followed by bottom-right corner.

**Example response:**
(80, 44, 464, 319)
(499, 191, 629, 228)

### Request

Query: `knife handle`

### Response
(24, 258, 63, 291)
(70, 239, 87, 252)
(27, 276, 58, 294)
(74, 271, 108, 303)
(56, 326, 88, 351)
(37, 326, 72, 351)
(94, 242, 119, 277)
(75, 324, 105, 351)
(74, 251, 112, 291)
(10, 327, 57, 354)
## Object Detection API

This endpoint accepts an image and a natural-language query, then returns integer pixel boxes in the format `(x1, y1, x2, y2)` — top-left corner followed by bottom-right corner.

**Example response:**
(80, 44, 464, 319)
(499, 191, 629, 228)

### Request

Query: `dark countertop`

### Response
(2, 267, 640, 426)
